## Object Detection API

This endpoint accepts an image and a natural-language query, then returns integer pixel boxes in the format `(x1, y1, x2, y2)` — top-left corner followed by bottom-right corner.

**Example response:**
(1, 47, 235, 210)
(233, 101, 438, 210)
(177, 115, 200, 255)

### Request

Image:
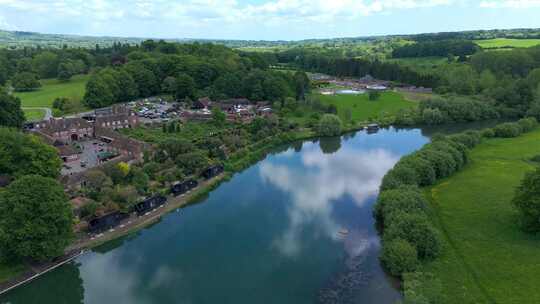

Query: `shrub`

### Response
(517, 117, 537, 133)
(431, 140, 465, 171)
(481, 128, 495, 138)
(381, 238, 419, 276)
(418, 148, 457, 179)
(400, 155, 437, 186)
(374, 186, 428, 226)
(512, 167, 540, 233)
(448, 130, 482, 149)
(317, 114, 342, 137)
(394, 108, 420, 126)
(421, 108, 447, 125)
(380, 164, 420, 191)
(530, 154, 540, 163)
(368, 90, 381, 101)
(494, 122, 522, 138)
(385, 213, 442, 260)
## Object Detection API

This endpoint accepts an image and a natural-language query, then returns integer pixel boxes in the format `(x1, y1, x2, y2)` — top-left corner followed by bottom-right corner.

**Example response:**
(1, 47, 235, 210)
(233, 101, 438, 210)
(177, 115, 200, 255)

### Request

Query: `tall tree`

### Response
(0, 90, 25, 128)
(512, 167, 540, 233)
(33, 51, 59, 78)
(174, 73, 196, 100)
(11, 72, 41, 92)
(0, 128, 62, 178)
(293, 71, 310, 100)
(0, 175, 73, 262)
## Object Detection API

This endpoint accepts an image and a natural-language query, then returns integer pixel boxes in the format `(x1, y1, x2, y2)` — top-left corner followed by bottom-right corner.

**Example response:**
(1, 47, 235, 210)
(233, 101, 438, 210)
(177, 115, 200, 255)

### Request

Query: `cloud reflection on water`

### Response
(259, 140, 399, 257)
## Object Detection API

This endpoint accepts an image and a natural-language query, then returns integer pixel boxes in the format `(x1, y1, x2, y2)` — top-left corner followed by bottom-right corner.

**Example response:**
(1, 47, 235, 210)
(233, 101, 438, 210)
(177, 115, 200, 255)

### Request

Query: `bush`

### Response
(317, 114, 342, 137)
(494, 122, 522, 138)
(421, 108, 447, 125)
(481, 128, 495, 138)
(368, 90, 381, 101)
(418, 148, 457, 179)
(512, 167, 540, 233)
(530, 154, 540, 163)
(448, 130, 482, 149)
(381, 238, 419, 276)
(400, 155, 437, 186)
(517, 117, 537, 133)
(375, 186, 428, 226)
(385, 213, 442, 260)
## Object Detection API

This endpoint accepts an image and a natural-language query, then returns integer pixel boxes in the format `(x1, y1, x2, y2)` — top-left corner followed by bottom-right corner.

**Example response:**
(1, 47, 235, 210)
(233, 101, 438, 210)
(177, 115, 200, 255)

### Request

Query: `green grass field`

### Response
(14, 74, 89, 108)
(318, 91, 416, 122)
(475, 38, 540, 49)
(23, 108, 45, 121)
(419, 129, 540, 304)
(386, 56, 450, 73)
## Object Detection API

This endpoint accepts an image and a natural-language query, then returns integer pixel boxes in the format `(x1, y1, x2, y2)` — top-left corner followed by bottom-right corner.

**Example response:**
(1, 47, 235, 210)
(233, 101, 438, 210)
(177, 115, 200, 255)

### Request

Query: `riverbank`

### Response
(0, 122, 369, 294)
(418, 128, 540, 304)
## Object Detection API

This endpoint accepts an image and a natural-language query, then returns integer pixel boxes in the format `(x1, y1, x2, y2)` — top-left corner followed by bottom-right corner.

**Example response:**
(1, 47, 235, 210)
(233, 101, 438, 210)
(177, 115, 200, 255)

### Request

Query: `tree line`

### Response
(274, 48, 439, 88)
(375, 117, 538, 295)
(82, 41, 309, 108)
(0, 128, 72, 262)
(391, 40, 479, 58)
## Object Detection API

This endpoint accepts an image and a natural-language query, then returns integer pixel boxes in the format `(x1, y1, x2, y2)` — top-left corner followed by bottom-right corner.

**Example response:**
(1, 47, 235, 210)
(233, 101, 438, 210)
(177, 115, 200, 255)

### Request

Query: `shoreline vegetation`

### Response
(0, 121, 362, 294)
(375, 117, 539, 303)
(2, 31, 540, 302)
(421, 128, 540, 304)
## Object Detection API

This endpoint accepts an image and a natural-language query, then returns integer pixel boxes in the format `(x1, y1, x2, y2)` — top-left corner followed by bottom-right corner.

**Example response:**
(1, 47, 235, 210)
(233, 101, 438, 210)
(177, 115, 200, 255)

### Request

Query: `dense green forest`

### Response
(391, 39, 479, 58)
(82, 41, 304, 108)
(0, 40, 310, 110)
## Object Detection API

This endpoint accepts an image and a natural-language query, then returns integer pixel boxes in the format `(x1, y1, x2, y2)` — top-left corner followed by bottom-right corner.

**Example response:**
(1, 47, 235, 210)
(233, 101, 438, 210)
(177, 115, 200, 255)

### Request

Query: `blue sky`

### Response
(0, 0, 540, 40)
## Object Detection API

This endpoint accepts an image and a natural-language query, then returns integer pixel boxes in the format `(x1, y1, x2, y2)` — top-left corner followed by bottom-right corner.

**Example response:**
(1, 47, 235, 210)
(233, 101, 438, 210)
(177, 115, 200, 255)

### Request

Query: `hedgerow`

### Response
(376, 118, 538, 278)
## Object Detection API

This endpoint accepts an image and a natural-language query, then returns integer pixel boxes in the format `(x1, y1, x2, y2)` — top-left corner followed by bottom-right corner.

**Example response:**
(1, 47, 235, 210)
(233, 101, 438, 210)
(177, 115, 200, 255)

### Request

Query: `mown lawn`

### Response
(420, 129, 540, 304)
(475, 38, 540, 49)
(14, 74, 89, 108)
(23, 108, 45, 121)
(318, 91, 416, 122)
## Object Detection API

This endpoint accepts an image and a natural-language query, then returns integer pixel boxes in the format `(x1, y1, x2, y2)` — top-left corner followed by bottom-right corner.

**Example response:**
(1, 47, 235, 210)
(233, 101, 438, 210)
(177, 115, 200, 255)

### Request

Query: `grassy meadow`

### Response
(14, 74, 89, 108)
(419, 129, 540, 304)
(318, 91, 416, 122)
(22, 108, 45, 121)
(387, 56, 450, 73)
(475, 38, 540, 49)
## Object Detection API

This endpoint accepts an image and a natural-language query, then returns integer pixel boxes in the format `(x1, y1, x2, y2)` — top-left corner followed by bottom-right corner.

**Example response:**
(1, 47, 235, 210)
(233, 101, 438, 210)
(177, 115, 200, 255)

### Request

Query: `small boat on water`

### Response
(338, 229, 349, 235)
(367, 123, 380, 133)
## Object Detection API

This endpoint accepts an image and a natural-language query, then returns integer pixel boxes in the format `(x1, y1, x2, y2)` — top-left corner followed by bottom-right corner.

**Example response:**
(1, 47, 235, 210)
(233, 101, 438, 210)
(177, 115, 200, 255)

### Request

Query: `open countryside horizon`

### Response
(1, 0, 540, 40)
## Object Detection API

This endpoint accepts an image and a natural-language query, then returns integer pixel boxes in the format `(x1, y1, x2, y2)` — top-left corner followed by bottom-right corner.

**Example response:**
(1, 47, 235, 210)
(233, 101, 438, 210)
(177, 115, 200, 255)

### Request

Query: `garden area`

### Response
(419, 128, 540, 304)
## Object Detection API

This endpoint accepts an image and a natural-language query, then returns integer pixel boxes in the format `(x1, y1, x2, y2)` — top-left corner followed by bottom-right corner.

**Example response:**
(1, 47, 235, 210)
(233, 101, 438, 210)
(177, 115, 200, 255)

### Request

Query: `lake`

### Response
(0, 127, 431, 304)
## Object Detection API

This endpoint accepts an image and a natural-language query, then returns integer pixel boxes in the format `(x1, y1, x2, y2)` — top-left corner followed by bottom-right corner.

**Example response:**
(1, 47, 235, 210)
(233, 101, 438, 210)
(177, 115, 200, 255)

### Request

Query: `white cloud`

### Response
(0, 15, 17, 31)
(0, 0, 537, 39)
(479, 0, 540, 8)
(0, 0, 457, 30)
(259, 143, 398, 257)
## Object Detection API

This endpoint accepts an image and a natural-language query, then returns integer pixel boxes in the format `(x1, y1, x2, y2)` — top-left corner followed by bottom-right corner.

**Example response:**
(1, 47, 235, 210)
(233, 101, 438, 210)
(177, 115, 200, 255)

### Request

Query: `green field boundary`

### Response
(425, 176, 497, 304)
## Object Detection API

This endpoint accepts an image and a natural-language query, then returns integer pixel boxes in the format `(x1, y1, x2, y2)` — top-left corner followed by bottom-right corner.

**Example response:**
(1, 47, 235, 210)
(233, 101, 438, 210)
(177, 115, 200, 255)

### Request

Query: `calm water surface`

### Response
(1, 127, 430, 304)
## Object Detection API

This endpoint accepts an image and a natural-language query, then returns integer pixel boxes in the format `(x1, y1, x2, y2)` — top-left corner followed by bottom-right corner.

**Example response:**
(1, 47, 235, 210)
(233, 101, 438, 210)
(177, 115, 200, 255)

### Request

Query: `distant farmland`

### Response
(475, 38, 540, 49)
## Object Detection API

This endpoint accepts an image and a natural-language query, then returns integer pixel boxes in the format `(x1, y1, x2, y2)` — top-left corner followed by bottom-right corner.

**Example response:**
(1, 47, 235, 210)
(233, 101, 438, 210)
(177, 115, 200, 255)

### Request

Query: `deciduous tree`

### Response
(0, 175, 73, 261)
